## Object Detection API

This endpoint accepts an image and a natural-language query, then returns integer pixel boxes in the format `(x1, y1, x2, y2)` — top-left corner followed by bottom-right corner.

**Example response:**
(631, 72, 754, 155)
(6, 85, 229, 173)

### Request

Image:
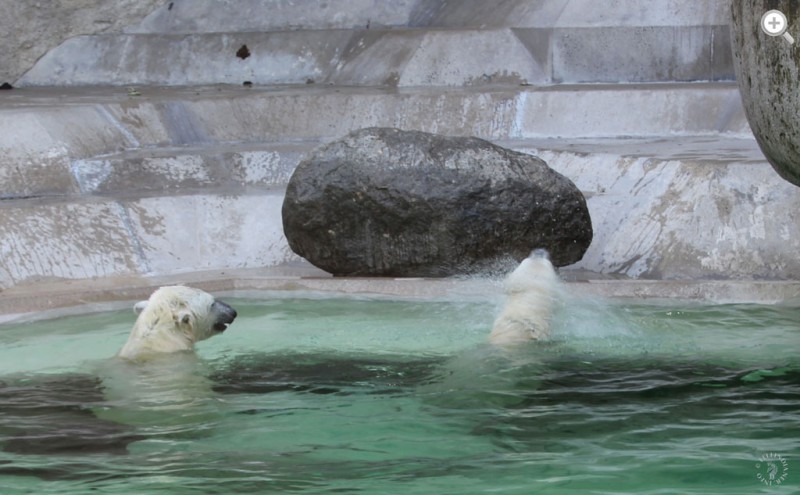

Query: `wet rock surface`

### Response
(282, 127, 592, 276)
(731, 1, 800, 186)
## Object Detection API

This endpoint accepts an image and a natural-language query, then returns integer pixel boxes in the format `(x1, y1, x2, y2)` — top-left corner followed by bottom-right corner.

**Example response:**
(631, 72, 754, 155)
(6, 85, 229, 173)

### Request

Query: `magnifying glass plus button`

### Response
(764, 13, 786, 34)
(761, 10, 795, 44)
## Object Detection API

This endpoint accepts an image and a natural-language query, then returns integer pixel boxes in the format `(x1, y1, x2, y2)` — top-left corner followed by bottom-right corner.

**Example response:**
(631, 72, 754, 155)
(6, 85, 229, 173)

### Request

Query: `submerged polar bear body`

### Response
(489, 249, 560, 345)
(118, 285, 237, 361)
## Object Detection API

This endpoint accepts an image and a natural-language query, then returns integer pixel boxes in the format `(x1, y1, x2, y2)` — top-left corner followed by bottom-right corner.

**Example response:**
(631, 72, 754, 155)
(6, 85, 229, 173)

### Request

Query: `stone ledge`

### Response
(1, 135, 794, 289)
(130, 0, 729, 33)
(2, 267, 799, 324)
(18, 26, 732, 87)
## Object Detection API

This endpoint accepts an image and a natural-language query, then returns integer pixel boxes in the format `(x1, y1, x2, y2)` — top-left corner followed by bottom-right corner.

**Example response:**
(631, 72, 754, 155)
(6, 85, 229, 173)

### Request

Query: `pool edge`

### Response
(2, 270, 800, 323)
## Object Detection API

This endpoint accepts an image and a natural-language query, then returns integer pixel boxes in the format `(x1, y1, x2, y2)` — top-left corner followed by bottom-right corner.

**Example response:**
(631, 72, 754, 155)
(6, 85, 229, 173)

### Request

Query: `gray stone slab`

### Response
(397, 29, 546, 86)
(19, 28, 545, 87)
(408, 0, 729, 28)
(70, 142, 309, 195)
(0, 85, 753, 180)
(0, 200, 145, 289)
(163, 84, 750, 141)
(533, 145, 800, 280)
(0, 0, 160, 84)
(326, 30, 423, 86)
(512, 84, 749, 137)
(550, 0, 729, 28)
(122, 193, 300, 275)
(0, 81, 784, 290)
(19, 31, 353, 87)
(0, 104, 147, 197)
(128, 0, 730, 33)
(0, 137, 796, 294)
(18, 25, 735, 87)
(2, 0, 732, 85)
(545, 25, 734, 83)
(130, 0, 417, 33)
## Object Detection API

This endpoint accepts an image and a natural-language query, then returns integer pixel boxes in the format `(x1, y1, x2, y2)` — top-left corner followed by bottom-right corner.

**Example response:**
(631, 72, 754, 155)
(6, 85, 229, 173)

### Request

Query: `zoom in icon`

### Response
(761, 10, 795, 44)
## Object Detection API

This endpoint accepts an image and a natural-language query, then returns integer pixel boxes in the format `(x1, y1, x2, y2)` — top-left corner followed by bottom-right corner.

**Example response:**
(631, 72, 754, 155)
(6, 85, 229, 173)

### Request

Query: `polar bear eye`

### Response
(176, 310, 193, 325)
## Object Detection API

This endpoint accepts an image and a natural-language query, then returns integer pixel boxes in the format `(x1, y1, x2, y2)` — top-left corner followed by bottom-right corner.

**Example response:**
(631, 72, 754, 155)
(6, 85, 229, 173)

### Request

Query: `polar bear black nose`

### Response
(211, 300, 237, 332)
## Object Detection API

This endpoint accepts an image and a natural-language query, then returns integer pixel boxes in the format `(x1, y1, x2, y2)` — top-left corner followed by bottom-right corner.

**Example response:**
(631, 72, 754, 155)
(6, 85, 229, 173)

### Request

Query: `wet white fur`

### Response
(489, 252, 560, 345)
(118, 286, 222, 362)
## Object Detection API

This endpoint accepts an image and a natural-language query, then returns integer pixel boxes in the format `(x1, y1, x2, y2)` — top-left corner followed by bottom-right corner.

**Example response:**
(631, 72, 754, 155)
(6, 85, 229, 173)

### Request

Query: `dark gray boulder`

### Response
(281, 127, 592, 276)
(731, 2, 800, 187)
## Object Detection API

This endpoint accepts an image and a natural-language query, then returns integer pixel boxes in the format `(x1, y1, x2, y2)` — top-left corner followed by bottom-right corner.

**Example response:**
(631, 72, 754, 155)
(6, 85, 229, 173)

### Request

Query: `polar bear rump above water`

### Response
(117, 285, 237, 361)
(489, 249, 560, 345)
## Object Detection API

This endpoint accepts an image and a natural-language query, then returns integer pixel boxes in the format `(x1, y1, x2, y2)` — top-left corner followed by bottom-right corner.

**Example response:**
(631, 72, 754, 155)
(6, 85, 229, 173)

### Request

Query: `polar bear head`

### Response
(117, 285, 237, 361)
(489, 249, 560, 345)
(503, 249, 559, 295)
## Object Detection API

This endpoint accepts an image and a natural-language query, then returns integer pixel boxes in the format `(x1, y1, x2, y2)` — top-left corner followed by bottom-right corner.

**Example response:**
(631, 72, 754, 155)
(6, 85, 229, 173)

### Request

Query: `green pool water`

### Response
(0, 293, 797, 494)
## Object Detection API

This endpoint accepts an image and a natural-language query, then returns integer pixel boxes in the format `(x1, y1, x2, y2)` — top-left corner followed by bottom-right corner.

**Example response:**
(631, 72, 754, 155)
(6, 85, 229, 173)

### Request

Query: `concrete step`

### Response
(6, 275, 800, 321)
(18, 24, 733, 88)
(3, 133, 797, 289)
(0, 83, 750, 199)
(0, 190, 298, 291)
(1, 79, 784, 289)
(130, 0, 728, 32)
(0, 83, 751, 199)
(0, 84, 751, 199)
(70, 141, 314, 196)
(131, 0, 418, 32)
(511, 138, 794, 281)
(2, 0, 732, 87)
(31, 136, 766, 199)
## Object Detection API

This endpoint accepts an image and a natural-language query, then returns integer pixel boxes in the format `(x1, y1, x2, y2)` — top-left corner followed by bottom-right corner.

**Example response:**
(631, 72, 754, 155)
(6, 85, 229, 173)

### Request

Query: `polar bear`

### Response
(489, 249, 560, 345)
(117, 285, 237, 361)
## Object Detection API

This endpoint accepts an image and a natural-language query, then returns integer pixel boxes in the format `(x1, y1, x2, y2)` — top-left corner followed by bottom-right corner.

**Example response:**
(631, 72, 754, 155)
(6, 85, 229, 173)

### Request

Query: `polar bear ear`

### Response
(133, 300, 148, 314)
(175, 310, 192, 326)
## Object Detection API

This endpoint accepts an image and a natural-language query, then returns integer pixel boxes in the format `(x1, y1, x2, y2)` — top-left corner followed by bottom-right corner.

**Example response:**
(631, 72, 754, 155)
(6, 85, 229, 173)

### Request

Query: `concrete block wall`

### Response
(16, 0, 733, 87)
(528, 141, 800, 281)
(4, 0, 795, 294)
(0, 0, 162, 85)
